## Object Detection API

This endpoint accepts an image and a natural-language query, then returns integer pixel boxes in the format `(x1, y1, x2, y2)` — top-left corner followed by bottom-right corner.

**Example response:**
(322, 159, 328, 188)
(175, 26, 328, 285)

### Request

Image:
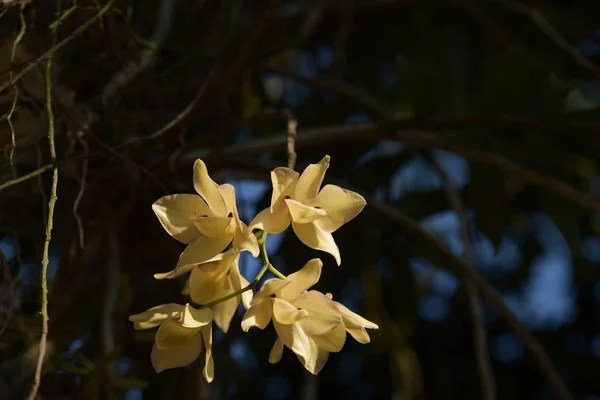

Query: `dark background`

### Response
(1, 0, 600, 399)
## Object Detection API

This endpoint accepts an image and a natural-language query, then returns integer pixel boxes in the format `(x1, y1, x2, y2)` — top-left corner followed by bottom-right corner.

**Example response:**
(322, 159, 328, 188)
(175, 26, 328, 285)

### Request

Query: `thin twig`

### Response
(428, 153, 496, 400)
(193, 122, 600, 213)
(287, 117, 297, 169)
(491, 0, 600, 78)
(0, 164, 53, 192)
(26, 38, 59, 400)
(364, 199, 573, 400)
(7, 5, 27, 179)
(0, 0, 116, 95)
(73, 133, 88, 249)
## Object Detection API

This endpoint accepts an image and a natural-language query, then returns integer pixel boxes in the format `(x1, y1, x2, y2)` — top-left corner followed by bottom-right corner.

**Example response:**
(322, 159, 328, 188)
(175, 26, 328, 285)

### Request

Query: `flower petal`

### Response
(275, 259, 322, 300)
(194, 216, 234, 238)
(201, 325, 214, 383)
(155, 318, 200, 348)
(294, 291, 342, 336)
(270, 168, 299, 212)
(241, 301, 272, 331)
(300, 347, 329, 375)
(251, 278, 293, 305)
(176, 234, 232, 268)
(156, 248, 233, 280)
(193, 159, 227, 215)
(292, 221, 341, 266)
(248, 207, 291, 234)
(151, 336, 202, 373)
(311, 185, 366, 233)
(233, 220, 260, 257)
(311, 322, 346, 353)
(294, 155, 330, 202)
(218, 183, 237, 215)
(274, 321, 323, 374)
(285, 199, 327, 224)
(152, 194, 208, 244)
(211, 287, 240, 333)
(230, 264, 253, 309)
(268, 338, 284, 364)
(129, 303, 183, 330)
(272, 298, 309, 324)
(180, 304, 213, 328)
(336, 302, 379, 330)
(188, 257, 234, 304)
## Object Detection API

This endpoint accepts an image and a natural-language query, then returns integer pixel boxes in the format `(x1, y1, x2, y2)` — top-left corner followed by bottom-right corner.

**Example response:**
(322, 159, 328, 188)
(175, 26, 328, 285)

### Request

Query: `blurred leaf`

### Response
(464, 166, 508, 251)
(565, 80, 600, 113)
(111, 377, 149, 389)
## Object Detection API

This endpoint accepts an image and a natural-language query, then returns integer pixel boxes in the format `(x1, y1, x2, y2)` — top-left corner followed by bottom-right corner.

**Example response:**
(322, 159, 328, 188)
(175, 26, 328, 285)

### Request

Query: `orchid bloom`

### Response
(249, 156, 366, 265)
(152, 159, 259, 272)
(241, 259, 370, 374)
(325, 293, 379, 344)
(129, 303, 214, 381)
(176, 248, 253, 333)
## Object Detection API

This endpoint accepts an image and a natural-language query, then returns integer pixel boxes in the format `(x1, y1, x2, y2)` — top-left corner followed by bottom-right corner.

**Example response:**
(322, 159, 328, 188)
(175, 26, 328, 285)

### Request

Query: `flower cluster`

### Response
(129, 156, 378, 382)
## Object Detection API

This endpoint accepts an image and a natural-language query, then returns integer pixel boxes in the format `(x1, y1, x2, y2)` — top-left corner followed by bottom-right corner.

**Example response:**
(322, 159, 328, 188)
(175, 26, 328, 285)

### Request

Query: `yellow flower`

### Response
(249, 155, 366, 265)
(128, 303, 214, 381)
(152, 159, 259, 271)
(325, 293, 379, 344)
(179, 248, 252, 333)
(240, 259, 342, 374)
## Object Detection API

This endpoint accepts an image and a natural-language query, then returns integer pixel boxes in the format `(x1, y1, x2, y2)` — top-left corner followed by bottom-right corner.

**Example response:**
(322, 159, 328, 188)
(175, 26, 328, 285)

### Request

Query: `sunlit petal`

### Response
(294, 155, 330, 202)
(272, 298, 309, 324)
(211, 288, 240, 333)
(241, 301, 273, 331)
(201, 325, 214, 383)
(152, 194, 209, 244)
(248, 207, 291, 234)
(176, 234, 232, 268)
(230, 264, 253, 309)
(285, 199, 327, 224)
(270, 167, 299, 212)
(129, 303, 183, 330)
(268, 338, 284, 364)
(274, 321, 321, 373)
(275, 259, 322, 300)
(300, 347, 329, 375)
(193, 159, 227, 215)
(294, 291, 342, 336)
(233, 220, 260, 256)
(155, 318, 201, 348)
(188, 258, 233, 304)
(150, 336, 202, 373)
(336, 302, 379, 330)
(311, 322, 346, 353)
(180, 304, 213, 328)
(292, 221, 341, 265)
(218, 183, 237, 215)
(193, 216, 234, 238)
(311, 185, 366, 233)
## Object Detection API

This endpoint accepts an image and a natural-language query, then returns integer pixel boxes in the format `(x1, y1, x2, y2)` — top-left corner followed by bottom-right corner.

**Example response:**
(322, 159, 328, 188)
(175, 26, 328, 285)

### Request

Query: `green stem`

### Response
(268, 264, 287, 279)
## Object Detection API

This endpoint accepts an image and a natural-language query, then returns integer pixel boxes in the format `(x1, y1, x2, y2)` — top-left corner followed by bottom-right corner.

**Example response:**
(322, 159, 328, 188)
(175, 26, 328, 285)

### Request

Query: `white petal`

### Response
(298, 347, 329, 375)
(294, 291, 342, 336)
(285, 199, 327, 224)
(233, 220, 260, 257)
(151, 336, 202, 373)
(176, 234, 232, 268)
(180, 304, 213, 328)
(294, 155, 330, 202)
(201, 325, 214, 383)
(129, 303, 183, 329)
(336, 302, 379, 329)
(188, 258, 233, 305)
(155, 318, 201, 348)
(211, 286, 240, 333)
(193, 159, 227, 215)
(156, 249, 235, 280)
(152, 194, 208, 244)
(193, 216, 234, 238)
(274, 321, 323, 374)
(292, 221, 341, 266)
(230, 264, 253, 309)
(272, 298, 309, 324)
(311, 185, 366, 233)
(311, 322, 346, 353)
(241, 301, 272, 331)
(270, 168, 299, 212)
(248, 207, 291, 235)
(268, 338, 284, 364)
(275, 259, 322, 301)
